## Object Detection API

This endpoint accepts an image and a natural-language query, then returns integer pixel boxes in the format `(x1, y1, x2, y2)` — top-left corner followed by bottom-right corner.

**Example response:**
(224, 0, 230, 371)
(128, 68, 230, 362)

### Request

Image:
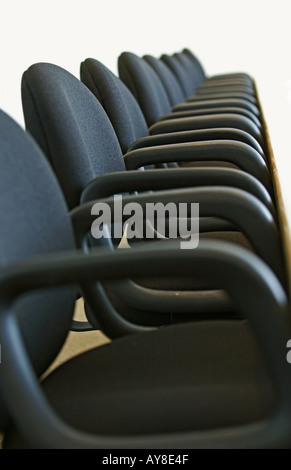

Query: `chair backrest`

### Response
(161, 53, 196, 98)
(0, 109, 77, 429)
(118, 52, 172, 126)
(22, 63, 125, 209)
(81, 58, 149, 154)
(143, 54, 185, 106)
(182, 48, 206, 81)
(174, 52, 204, 88)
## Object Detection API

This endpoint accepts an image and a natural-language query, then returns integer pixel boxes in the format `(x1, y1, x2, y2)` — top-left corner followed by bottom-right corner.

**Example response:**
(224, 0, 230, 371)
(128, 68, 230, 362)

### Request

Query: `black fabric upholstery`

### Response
(22, 63, 125, 209)
(4, 320, 274, 447)
(182, 48, 206, 81)
(161, 53, 195, 98)
(143, 54, 186, 106)
(0, 110, 77, 428)
(81, 58, 148, 154)
(174, 52, 205, 88)
(118, 52, 172, 127)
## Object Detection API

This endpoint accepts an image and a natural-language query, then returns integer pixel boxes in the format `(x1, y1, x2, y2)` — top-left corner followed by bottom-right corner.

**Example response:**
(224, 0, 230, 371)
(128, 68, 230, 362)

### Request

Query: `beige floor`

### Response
(43, 298, 110, 377)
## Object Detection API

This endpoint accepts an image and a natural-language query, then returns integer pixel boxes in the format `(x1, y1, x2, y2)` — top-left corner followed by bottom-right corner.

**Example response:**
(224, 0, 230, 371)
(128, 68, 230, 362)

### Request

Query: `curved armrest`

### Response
(149, 114, 264, 148)
(124, 140, 272, 192)
(71, 186, 284, 282)
(199, 81, 254, 91)
(80, 167, 274, 216)
(187, 92, 257, 104)
(205, 73, 253, 83)
(127, 128, 265, 159)
(204, 75, 253, 82)
(73, 184, 280, 322)
(196, 85, 255, 96)
(161, 107, 261, 129)
(172, 98, 260, 116)
(0, 241, 290, 448)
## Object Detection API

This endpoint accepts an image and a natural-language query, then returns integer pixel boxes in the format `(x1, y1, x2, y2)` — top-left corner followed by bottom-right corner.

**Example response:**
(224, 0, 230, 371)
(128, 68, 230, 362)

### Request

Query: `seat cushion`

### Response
(4, 320, 275, 447)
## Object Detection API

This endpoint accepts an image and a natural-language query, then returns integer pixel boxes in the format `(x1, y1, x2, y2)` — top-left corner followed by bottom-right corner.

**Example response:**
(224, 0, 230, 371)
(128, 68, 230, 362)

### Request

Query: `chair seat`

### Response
(4, 320, 275, 447)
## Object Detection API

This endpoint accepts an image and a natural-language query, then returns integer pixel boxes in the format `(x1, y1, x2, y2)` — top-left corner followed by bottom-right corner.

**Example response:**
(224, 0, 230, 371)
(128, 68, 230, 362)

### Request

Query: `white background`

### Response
(1, 0, 291, 210)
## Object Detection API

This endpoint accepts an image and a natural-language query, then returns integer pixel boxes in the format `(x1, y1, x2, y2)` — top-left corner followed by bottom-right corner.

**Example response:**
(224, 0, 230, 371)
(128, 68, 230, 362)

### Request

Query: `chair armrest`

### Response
(72, 184, 281, 325)
(160, 107, 261, 129)
(187, 92, 257, 104)
(172, 98, 260, 116)
(197, 84, 255, 94)
(148, 114, 263, 148)
(195, 86, 255, 96)
(71, 186, 284, 283)
(80, 167, 274, 216)
(124, 140, 272, 192)
(0, 241, 290, 448)
(205, 73, 253, 83)
(127, 127, 265, 159)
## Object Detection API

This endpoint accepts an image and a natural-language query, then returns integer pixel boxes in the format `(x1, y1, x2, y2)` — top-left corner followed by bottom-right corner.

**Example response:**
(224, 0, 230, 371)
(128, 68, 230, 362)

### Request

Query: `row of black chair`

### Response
(0, 48, 290, 448)
(21, 50, 283, 326)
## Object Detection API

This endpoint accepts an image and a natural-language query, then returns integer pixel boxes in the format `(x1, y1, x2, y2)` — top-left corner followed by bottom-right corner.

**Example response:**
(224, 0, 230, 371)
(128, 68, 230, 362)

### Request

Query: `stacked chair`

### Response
(0, 48, 290, 448)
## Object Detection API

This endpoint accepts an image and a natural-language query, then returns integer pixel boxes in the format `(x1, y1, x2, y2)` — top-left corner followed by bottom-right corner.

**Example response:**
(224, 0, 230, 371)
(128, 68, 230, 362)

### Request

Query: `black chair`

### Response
(0, 110, 290, 449)
(0, 108, 78, 434)
(21, 62, 285, 329)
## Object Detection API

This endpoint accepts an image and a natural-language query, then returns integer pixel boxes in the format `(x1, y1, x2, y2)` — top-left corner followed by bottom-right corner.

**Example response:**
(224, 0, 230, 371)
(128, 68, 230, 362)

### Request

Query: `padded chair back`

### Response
(81, 58, 149, 154)
(143, 54, 185, 106)
(118, 52, 172, 127)
(182, 48, 206, 81)
(0, 109, 77, 429)
(161, 53, 196, 98)
(22, 63, 125, 209)
(174, 52, 204, 89)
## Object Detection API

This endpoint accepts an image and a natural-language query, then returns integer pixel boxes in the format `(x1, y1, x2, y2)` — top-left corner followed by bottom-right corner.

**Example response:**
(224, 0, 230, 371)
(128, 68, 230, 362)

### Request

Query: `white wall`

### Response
(1, 0, 291, 198)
